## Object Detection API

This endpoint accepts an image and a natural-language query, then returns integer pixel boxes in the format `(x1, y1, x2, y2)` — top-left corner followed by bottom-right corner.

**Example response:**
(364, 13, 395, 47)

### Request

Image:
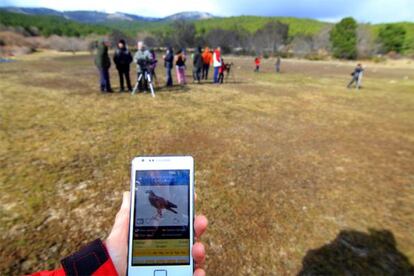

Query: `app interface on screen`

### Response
(132, 170, 190, 266)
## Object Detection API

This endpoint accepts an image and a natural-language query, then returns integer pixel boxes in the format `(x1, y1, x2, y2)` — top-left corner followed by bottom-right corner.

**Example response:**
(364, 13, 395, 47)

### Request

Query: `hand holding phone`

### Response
(105, 192, 207, 276)
(122, 156, 203, 276)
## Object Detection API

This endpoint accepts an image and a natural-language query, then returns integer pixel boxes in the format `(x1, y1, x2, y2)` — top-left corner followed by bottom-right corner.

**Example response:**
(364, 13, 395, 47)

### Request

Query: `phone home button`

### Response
(154, 270, 167, 276)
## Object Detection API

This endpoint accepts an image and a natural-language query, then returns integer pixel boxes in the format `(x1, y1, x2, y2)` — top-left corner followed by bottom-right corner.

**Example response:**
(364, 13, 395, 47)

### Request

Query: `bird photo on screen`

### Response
(146, 190, 178, 218)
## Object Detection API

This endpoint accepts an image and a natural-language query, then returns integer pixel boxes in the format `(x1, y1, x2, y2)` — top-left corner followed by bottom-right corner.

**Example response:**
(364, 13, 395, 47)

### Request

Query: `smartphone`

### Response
(127, 156, 194, 276)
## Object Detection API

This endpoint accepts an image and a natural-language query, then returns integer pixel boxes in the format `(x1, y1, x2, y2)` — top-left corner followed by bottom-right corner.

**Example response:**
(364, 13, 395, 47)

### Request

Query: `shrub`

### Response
(330, 17, 357, 59)
(378, 24, 406, 54)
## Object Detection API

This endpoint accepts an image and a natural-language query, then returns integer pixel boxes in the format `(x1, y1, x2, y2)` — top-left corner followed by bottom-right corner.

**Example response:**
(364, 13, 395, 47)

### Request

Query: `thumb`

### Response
(109, 191, 130, 238)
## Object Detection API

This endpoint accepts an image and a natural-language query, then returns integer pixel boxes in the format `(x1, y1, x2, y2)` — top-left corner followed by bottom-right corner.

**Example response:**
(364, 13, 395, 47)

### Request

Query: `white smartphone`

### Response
(127, 156, 194, 276)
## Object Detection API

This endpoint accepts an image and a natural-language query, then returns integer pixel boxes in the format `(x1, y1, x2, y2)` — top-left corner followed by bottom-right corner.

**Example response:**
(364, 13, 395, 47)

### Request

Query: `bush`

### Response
(378, 24, 406, 54)
(305, 53, 326, 61)
(46, 36, 90, 52)
(330, 17, 357, 59)
(371, 55, 386, 63)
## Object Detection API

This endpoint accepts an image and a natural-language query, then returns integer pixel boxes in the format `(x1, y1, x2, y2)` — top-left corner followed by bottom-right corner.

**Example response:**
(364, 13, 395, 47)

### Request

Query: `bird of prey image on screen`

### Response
(146, 190, 178, 218)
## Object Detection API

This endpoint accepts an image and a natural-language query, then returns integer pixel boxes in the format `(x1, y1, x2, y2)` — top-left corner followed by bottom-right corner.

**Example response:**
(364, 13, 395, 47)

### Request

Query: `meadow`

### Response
(0, 52, 413, 275)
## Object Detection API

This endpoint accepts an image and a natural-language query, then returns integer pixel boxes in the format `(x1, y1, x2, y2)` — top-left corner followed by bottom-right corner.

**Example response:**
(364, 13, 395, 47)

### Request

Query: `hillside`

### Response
(0, 10, 110, 36)
(195, 16, 330, 36)
(100, 16, 331, 37)
(1, 9, 413, 54)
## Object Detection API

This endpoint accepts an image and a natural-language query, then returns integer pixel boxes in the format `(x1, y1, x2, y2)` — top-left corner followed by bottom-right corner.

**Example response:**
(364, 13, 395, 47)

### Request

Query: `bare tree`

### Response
(169, 20, 196, 48)
(312, 25, 332, 52)
(252, 21, 289, 54)
(46, 35, 89, 52)
(357, 24, 376, 58)
(109, 29, 133, 48)
(291, 35, 314, 57)
(204, 28, 247, 53)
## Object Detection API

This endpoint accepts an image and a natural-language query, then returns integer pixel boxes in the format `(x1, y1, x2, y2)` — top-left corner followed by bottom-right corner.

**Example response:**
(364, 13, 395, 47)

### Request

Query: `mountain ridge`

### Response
(0, 7, 215, 23)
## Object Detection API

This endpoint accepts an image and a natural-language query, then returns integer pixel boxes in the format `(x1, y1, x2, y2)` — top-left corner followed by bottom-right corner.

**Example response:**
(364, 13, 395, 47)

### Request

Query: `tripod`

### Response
(132, 68, 155, 97)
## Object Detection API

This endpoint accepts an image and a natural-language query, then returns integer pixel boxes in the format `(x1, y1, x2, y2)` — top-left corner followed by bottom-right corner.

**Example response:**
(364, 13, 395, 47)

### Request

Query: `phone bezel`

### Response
(127, 156, 194, 276)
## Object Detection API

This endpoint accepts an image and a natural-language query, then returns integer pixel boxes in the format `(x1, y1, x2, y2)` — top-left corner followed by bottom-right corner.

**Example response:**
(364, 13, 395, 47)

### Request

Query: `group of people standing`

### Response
(94, 38, 157, 93)
(95, 38, 364, 94)
(94, 38, 229, 93)
(189, 46, 225, 84)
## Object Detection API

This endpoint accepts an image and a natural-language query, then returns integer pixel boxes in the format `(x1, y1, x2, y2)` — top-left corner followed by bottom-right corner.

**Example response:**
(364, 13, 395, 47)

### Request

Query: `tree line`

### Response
(0, 10, 410, 59)
(128, 18, 408, 59)
(330, 17, 407, 59)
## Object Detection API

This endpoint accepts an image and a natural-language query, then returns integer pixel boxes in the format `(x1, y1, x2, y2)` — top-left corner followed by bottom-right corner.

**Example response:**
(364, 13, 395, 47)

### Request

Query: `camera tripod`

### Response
(131, 69, 155, 97)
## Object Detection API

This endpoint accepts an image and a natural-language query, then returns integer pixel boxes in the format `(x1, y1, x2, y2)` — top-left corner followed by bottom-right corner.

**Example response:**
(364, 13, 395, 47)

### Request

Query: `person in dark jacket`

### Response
(163, 47, 174, 87)
(149, 49, 158, 87)
(113, 39, 132, 92)
(95, 39, 113, 93)
(347, 63, 364, 89)
(193, 47, 203, 83)
(275, 55, 281, 73)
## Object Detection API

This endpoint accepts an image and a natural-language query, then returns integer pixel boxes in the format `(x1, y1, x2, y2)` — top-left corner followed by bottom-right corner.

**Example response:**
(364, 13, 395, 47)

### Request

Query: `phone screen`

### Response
(132, 169, 190, 266)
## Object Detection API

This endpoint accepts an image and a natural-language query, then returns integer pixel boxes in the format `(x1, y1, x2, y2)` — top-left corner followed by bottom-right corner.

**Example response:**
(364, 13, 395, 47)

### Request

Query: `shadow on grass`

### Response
(156, 85, 191, 93)
(298, 229, 414, 276)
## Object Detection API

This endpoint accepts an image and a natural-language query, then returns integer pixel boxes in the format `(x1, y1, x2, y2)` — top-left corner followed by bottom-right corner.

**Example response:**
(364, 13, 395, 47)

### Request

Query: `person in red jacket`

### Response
(30, 192, 208, 276)
(254, 56, 261, 72)
(218, 58, 226, 84)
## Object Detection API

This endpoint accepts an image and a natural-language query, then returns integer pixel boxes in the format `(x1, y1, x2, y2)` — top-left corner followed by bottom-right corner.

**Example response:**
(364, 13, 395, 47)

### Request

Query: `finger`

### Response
(194, 215, 208, 239)
(114, 192, 130, 222)
(194, 192, 197, 203)
(120, 191, 130, 211)
(193, 268, 206, 276)
(192, 242, 205, 264)
(110, 192, 130, 237)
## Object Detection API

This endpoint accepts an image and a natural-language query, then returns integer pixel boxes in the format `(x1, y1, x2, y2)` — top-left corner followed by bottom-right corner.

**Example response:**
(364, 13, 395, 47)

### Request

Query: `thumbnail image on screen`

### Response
(132, 170, 190, 266)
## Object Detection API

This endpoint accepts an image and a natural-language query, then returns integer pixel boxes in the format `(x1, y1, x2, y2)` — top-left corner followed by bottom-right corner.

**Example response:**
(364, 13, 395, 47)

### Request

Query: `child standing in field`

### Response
(275, 55, 281, 73)
(218, 58, 226, 84)
(175, 50, 187, 85)
(347, 64, 364, 89)
(254, 56, 261, 72)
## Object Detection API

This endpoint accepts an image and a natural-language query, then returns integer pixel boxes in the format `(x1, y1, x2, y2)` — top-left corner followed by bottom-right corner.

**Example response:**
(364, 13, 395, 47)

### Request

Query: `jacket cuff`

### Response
(60, 239, 117, 276)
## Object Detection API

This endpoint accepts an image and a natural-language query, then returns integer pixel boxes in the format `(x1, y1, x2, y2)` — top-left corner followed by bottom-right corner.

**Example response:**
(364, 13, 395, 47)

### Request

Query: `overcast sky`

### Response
(1, 0, 413, 23)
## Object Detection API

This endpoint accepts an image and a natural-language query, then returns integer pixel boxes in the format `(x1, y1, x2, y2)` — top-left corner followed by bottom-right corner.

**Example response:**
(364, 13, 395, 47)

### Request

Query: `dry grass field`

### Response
(1, 51, 414, 275)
